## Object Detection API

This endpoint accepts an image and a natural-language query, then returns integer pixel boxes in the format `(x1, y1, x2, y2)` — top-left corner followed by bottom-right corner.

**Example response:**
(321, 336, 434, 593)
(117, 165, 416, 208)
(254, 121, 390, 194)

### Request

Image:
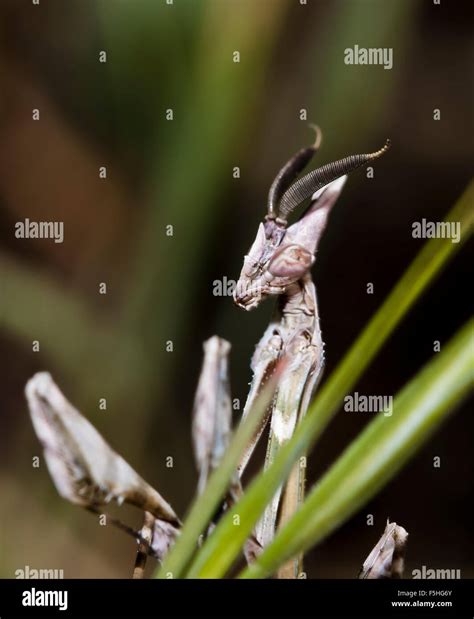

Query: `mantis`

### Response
(234, 127, 390, 577)
(25, 128, 390, 579)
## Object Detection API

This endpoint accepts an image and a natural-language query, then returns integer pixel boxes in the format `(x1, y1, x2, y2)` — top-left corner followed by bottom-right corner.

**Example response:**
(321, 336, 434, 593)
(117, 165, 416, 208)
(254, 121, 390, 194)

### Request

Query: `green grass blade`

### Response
(184, 182, 473, 578)
(241, 319, 473, 578)
(155, 364, 283, 579)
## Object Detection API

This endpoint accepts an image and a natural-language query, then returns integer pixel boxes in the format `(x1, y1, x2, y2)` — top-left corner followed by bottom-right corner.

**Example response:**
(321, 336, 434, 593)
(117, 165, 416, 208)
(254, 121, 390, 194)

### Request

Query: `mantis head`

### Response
(234, 128, 390, 310)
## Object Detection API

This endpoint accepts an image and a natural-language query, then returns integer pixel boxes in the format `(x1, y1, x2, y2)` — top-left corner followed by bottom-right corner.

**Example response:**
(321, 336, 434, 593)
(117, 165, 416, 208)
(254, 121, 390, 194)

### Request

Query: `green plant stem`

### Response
(183, 182, 473, 578)
(241, 318, 472, 578)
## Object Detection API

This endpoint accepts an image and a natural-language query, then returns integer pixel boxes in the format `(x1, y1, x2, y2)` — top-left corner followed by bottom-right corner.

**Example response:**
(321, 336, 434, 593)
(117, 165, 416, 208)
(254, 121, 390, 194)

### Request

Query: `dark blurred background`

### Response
(0, 0, 472, 578)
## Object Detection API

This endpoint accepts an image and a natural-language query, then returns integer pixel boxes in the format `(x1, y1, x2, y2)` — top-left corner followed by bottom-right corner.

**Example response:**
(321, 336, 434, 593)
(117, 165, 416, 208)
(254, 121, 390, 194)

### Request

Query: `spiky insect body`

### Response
(234, 127, 390, 578)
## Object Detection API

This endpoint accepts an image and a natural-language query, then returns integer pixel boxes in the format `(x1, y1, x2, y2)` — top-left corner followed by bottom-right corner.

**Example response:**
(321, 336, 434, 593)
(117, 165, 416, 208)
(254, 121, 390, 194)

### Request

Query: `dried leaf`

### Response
(359, 520, 408, 579)
(192, 336, 232, 494)
(26, 372, 179, 525)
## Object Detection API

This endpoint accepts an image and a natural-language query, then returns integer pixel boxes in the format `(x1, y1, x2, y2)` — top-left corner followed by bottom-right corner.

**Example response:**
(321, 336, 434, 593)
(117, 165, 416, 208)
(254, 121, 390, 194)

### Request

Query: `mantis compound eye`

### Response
(267, 244, 313, 278)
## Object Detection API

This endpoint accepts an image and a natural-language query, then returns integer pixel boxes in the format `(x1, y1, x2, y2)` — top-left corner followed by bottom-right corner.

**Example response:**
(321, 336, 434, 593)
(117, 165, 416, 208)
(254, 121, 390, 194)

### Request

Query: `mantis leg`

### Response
(255, 338, 318, 550)
(256, 281, 324, 577)
(276, 339, 324, 579)
(238, 319, 283, 476)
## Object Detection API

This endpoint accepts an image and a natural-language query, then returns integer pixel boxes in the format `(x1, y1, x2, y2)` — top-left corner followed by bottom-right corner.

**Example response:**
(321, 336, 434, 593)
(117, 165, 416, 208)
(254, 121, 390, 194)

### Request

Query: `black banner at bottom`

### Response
(0, 578, 471, 618)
